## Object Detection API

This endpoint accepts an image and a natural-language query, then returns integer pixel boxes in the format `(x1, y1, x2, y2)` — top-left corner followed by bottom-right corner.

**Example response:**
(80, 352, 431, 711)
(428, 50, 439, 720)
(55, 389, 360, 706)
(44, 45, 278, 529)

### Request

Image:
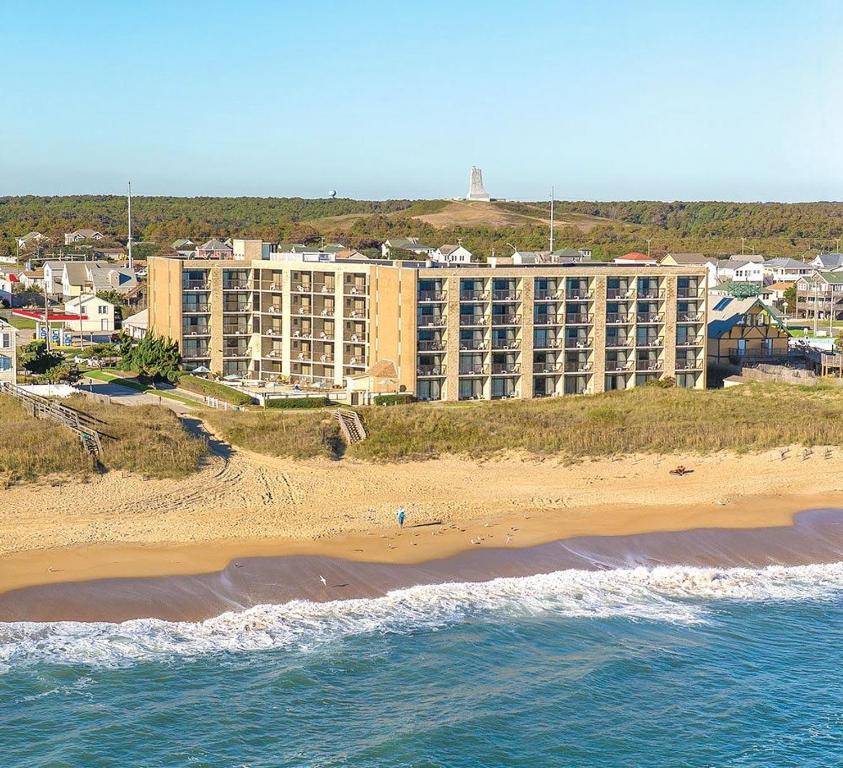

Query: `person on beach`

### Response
(397, 507, 406, 528)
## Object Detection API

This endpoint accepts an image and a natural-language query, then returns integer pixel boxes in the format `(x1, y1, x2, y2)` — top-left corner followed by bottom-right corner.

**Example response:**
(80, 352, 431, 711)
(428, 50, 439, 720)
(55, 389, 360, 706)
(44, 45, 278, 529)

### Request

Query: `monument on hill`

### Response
(466, 166, 490, 202)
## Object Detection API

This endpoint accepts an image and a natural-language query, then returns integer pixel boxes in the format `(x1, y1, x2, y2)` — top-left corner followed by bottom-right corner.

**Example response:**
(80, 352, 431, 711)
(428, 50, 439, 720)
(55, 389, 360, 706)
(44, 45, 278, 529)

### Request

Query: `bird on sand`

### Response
(319, 575, 327, 586)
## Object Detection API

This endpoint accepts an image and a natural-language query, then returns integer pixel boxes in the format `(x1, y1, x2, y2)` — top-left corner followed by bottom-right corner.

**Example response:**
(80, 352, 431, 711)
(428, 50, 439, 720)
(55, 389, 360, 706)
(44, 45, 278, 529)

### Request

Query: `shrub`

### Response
(177, 374, 254, 406)
(266, 396, 331, 409)
(373, 394, 416, 406)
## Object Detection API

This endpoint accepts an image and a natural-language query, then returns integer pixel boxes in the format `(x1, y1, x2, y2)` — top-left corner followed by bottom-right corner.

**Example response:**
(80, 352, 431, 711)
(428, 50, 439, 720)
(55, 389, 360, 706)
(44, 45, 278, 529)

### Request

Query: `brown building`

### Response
(707, 296, 790, 367)
(148, 253, 708, 400)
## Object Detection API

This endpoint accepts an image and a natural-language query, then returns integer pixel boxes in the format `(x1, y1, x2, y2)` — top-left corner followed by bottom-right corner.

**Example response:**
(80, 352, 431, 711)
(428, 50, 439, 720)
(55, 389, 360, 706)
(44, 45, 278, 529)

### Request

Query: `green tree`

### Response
(783, 284, 797, 310)
(120, 332, 181, 382)
(19, 340, 64, 375)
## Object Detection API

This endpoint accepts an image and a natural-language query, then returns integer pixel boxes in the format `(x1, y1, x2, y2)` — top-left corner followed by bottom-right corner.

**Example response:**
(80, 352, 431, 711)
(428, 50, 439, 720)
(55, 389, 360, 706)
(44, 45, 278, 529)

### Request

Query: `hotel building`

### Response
(148, 251, 707, 400)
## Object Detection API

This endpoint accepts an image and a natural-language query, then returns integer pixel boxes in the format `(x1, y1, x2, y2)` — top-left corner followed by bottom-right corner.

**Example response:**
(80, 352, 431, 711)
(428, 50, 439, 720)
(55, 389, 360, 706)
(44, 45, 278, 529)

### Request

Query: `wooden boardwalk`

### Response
(335, 408, 367, 444)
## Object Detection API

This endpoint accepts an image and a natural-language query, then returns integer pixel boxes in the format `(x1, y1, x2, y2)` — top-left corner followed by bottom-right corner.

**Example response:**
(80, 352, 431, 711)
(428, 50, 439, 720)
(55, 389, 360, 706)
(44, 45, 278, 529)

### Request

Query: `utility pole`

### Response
(127, 181, 133, 271)
(741, 237, 746, 255)
(549, 186, 555, 252)
(646, 238, 652, 259)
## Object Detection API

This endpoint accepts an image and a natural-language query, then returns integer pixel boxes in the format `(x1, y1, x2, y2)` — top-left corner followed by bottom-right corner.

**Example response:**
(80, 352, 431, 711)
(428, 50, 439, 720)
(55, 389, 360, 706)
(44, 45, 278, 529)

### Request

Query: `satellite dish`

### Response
(328, 190, 337, 199)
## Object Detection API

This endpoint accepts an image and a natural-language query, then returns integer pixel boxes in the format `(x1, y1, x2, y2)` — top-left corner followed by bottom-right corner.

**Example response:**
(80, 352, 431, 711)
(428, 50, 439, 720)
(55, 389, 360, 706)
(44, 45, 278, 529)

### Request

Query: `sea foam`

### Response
(1, 562, 841, 670)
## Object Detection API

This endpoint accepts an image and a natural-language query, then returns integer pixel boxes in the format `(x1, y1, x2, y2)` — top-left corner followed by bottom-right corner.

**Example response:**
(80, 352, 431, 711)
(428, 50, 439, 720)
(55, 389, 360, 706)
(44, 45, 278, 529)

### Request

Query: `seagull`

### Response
(319, 575, 327, 586)
(506, 535, 512, 545)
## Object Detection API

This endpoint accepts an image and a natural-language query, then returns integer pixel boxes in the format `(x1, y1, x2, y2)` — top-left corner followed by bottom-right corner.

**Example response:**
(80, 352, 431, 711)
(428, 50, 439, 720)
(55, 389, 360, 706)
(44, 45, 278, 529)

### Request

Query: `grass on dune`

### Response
(204, 383, 843, 463)
(0, 394, 207, 485)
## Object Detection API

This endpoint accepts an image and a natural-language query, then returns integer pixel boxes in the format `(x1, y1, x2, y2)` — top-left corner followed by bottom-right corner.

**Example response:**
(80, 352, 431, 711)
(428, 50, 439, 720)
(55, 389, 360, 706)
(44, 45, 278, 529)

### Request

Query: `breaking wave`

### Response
(2, 562, 841, 670)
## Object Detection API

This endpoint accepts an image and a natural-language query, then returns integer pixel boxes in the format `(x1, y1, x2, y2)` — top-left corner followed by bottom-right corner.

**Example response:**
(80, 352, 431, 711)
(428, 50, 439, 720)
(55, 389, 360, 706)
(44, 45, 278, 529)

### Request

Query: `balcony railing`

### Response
(565, 290, 593, 300)
(678, 337, 704, 347)
(223, 304, 252, 314)
(492, 314, 521, 325)
(418, 315, 446, 327)
(222, 282, 251, 291)
(636, 313, 663, 323)
(182, 304, 210, 313)
(459, 365, 489, 376)
(535, 314, 563, 326)
(636, 337, 663, 348)
(677, 312, 704, 322)
(418, 340, 446, 352)
(677, 287, 701, 298)
(314, 284, 336, 294)
(636, 290, 664, 300)
(223, 348, 250, 358)
(346, 309, 367, 319)
(417, 366, 444, 377)
(636, 361, 664, 371)
(460, 290, 488, 301)
(223, 327, 251, 336)
(675, 359, 702, 370)
(491, 289, 520, 301)
(262, 327, 281, 337)
(492, 338, 520, 350)
(460, 339, 488, 351)
(565, 314, 593, 325)
(492, 363, 520, 375)
(564, 361, 593, 373)
(460, 314, 488, 326)
(418, 292, 446, 302)
(293, 283, 312, 293)
(605, 361, 634, 372)
(183, 280, 209, 290)
(533, 338, 561, 350)
(344, 284, 367, 295)
(564, 338, 593, 349)
(534, 288, 560, 300)
(534, 363, 561, 374)
(606, 288, 632, 299)
(606, 337, 632, 348)
(606, 313, 634, 324)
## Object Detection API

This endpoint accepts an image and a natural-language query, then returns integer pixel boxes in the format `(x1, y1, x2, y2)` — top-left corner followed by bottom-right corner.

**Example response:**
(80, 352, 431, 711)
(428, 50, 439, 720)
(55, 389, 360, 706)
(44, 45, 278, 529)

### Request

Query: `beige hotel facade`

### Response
(148, 250, 707, 400)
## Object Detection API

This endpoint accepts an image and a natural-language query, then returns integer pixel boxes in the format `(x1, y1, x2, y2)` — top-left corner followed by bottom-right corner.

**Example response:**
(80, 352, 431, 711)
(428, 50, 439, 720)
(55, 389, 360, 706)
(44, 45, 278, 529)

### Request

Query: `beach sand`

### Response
(2, 423, 843, 601)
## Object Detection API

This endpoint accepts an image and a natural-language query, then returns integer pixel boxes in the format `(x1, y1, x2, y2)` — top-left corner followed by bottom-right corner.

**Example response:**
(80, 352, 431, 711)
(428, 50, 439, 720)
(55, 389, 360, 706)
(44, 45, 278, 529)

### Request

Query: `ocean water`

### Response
(1, 563, 842, 767)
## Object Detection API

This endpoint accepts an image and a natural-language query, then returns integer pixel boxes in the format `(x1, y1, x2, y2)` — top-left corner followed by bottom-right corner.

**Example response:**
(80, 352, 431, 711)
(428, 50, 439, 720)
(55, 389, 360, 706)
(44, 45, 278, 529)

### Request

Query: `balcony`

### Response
(605, 361, 634, 372)
(345, 308, 367, 320)
(262, 327, 281, 337)
(492, 314, 521, 326)
(183, 280, 209, 290)
(419, 291, 446, 302)
(314, 283, 336, 295)
(418, 339, 446, 352)
(606, 337, 632, 349)
(222, 282, 251, 291)
(417, 365, 444, 377)
(534, 363, 561, 374)
(533, 338, 561, 350)
(459, 290, 488, 301)
(491, 289, 520, 301)
(491, 338, 520, 350)
(293, 282, 313, 293)
(223, 303, 252, 314)
(564, 338, 592, 350)
(677, 311, 704, 322)
(677, 287, 701, 298)
(636, 361, 664, 372)
(636, 313, 663, 324)
(637, 290, 664, 300)
(534, 288, 560, 300)
(564, 361, 593, 373)
(606, 313, 634, 324)
(459, 339, 488, 351)
(223, 348, 250, 358)
(565, 313, 592, 325)
(263, 305, 282, 315)
(535, 314, 563, 326)
(183, 327, 210, 337)
(460, 364, 489, 376)
(565, 290, 593, 300)
(636, 337, 664, 348)
(418, 314, 446, 328)
(677, 337, 704, 348)
(606, 288, 632, 299)
(263, 349, 284, 359)
(223, 327, 251, 336)
(182, 304, 210, 314)
(460, 314, 489, 326)
(344, 283, 367, 296)
(675, 359, 702, 370)
(492, 363, 520, 375)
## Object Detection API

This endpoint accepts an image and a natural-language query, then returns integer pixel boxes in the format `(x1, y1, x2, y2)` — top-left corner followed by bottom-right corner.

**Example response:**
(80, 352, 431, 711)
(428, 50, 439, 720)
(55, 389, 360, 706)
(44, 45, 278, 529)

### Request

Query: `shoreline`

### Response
(2, 506, 842, 623)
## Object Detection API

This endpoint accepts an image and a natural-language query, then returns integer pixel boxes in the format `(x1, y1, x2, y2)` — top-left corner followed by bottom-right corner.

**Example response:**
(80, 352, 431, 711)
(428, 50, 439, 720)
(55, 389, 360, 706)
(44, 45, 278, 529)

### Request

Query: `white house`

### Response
(762, 258, 813, 284)
(123, 308, 148, 339)
(42, 261, 67, 297)
(15, 231, 47, 252)
(716, 258, 765, 283)
(64, 228, 104, 245)
(381, 238, 436, 258)
(64, 295, 117, 333)
(0, 319, 17, 384)
(431, 243, 473, 264)
(811, 252, 843, 270)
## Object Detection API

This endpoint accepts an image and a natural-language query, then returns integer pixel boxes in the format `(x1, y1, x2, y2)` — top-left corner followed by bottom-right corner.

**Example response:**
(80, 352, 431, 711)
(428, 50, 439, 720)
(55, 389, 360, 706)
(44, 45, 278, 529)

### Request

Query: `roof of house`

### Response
(728, 254, 765, 262)
(334, 249, 367, 260)
(124, 308, 149, 330)
(552, 247, 587, 259)
(386, 237, 434, 251)
(22, 269, 43, 278)
(19, 231, 43, 241)
(717, 258, 765, 269)
(617, 252, 653, 261)
(765, 281, 795, 291)
(813, 253, 843, 268)
(764, 257, 809, 269)
(661, 252, 710, 264)
(172, 239, 194, 249)
(197, 238, 233, 252)
(363, 360, 398, 379)
(809, 271, 843, 285)
(438, 244, 460, 256)
(707, 296, 785, 338)
(69, 228, 102, 238)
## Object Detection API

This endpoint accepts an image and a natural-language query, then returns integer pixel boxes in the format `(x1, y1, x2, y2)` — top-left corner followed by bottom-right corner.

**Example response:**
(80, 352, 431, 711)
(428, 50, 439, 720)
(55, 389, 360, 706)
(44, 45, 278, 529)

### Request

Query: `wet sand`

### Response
(2, 508, 841, 623)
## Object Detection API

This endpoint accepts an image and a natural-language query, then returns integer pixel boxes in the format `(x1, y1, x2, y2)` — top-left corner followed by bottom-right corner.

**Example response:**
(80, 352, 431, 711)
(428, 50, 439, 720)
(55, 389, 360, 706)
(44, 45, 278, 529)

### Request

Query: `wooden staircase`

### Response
(335, 408, 367, 444)
(1, 382, 104, 461)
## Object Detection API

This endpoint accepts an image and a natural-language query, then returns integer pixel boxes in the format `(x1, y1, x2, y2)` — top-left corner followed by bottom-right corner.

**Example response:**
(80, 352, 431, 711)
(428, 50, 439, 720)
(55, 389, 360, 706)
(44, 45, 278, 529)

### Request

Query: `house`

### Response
(762, 257, 813, 284)
(64, 228, 104, 245)
(64, 295, 117, 333)
(334, 249, 369, 260)
(61, 262, 138, 299)
(172, 238, 195, 250)
(511, 248, 591, 266)
(123, 308, 148, 340)
(18, 268, 45, 291)
(42, 261, 67, 296)
(0, 319, 17, 384)
(613, 251, 658, 266)
(810, 252, 843, 270)
(93, 247, 125, 261)
(707, 295, 790, 367)
(195, 239, 234, 259)
(660, 253, 717, 287)
(432, 243, 473, 264)
(716, 258, 765, 284)
(15, 232, 47, 252)
(761, 281, 794, 308)
(381, 238, 436, 258)
(795, 271, 843, 321)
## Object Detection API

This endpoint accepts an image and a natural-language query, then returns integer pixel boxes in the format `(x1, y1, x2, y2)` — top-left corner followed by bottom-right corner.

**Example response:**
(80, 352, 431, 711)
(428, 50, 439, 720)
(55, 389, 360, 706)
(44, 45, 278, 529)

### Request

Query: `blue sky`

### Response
(2, 0, 842, 201)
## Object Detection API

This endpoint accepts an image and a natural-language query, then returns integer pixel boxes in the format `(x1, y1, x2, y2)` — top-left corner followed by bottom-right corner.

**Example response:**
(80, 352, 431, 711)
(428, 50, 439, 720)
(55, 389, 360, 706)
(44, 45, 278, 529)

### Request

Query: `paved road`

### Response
(79, 378, 198, 414)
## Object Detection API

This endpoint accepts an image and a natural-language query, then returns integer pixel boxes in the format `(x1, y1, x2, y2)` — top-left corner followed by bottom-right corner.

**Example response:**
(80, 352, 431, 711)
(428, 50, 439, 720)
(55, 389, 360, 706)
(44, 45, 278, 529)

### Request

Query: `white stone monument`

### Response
(466, 166, 490, 202)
